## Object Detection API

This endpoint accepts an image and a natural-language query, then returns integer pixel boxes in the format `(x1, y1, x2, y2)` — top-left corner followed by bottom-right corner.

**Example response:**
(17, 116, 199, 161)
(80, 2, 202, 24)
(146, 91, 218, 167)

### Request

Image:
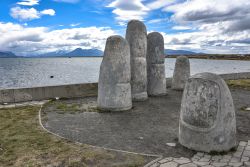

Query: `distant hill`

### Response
(1, 48, 200, 58)
(63, 48, 103, 57)
(165, 49, 201, 55)
(31, 48, 103, 57)
(37, 50, 68, 57)
(0, 51, 18, 58)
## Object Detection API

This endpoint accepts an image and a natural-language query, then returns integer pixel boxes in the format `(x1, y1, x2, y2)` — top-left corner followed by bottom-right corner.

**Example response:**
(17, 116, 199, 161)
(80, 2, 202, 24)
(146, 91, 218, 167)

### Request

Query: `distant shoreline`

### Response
(0, 56, 103, 58)
(1, 54, 250, 61)
(166, 54, 250, 61)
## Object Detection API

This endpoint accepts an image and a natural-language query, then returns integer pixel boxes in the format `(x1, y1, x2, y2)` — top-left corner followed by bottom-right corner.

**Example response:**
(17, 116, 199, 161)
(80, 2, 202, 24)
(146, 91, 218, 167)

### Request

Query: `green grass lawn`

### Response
(0, 106, 151, 167)
(226, 79, 250, 90)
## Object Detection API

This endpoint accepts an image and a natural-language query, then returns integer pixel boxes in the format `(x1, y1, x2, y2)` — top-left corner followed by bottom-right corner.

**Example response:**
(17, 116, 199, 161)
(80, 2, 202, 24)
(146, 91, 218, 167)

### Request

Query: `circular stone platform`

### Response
(41, 88, 250, 157)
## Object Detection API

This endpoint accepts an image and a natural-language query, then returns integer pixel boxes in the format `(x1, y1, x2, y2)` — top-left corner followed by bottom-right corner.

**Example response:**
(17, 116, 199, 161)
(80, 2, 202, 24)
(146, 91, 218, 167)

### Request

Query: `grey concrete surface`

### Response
(126, 20, 148, 101)
(179, 73, 237, 152)
(172, 56, 190, 90)
(97, 35, 132, 111)
(41, 87, 250, 157)
(147, 32, 166, 96)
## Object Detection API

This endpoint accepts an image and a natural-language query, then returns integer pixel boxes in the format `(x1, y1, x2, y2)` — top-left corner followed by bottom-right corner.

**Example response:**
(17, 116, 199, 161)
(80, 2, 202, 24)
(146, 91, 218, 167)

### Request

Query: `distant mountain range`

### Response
(164, 49, 201, 55)
(34, 48, 103, 57)
(0, 51, 18, 58)
(0, 48, 202, 58)
(63, 48, 103, 57)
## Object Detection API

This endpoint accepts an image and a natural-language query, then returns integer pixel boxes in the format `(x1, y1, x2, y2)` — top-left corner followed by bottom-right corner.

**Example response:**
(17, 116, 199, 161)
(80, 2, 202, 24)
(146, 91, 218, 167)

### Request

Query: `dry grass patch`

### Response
(0, 106, 152, 167)
(226, 79, 250, 90)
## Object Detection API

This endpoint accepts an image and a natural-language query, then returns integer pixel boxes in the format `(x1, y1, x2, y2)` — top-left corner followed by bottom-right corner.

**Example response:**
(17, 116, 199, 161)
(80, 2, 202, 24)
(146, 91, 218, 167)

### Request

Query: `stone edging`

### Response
(148, 141, 250, 167)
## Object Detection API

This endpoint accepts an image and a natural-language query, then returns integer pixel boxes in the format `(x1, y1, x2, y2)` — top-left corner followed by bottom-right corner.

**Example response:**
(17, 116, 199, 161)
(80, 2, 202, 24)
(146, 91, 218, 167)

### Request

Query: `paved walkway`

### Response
(148, 141, 250, 167)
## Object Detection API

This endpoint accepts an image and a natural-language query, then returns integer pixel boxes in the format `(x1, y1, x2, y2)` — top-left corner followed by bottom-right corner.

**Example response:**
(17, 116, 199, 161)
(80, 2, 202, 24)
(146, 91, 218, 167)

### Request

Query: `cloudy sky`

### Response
(0, 0, 250, 56)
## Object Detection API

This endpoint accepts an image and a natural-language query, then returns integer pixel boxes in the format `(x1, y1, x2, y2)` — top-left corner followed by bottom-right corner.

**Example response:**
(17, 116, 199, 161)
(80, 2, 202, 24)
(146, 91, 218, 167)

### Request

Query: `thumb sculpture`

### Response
(126, 20, 148, 101)
(172, 56, 190, 90)
(179, 73, 237, 152)
(147, 32, 166, 96)
(97, 35, 132, 111)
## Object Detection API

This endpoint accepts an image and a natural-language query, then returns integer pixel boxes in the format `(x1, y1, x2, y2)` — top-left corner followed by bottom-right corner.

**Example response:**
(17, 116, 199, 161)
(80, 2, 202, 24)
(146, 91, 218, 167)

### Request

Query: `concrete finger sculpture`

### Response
(147, 32, 166, 96)
(172, 56, 190, 90)
(179, 73, 237, 152)
(97, 35, 132, 111)
(126, 20, 148, 101)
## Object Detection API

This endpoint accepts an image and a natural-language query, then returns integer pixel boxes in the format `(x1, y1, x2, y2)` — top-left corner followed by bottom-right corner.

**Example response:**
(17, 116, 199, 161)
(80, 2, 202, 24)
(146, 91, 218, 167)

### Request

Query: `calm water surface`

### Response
(1, 57, 250, 89)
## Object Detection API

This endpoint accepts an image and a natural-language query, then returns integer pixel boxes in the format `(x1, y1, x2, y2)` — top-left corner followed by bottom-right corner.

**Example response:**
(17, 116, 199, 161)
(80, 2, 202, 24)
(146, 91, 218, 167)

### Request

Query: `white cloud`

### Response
(10, 7, 56, 21)
(40, 9, 56, 16)
(146, 0, 177, 10)
(107, 0, 149, 24)
(172, 26, 192, 30)
(10, 7, 40, 21)
(162, 22, 250, 54)
(70, 23, 81, 27)
(0, 22, 116, 56)
(53, 0, 80, 3)
(160, 0, 250, 53)
(165, 0, 250, 24)
(17, 0, 40, 6)
(148, 18, 169, 24)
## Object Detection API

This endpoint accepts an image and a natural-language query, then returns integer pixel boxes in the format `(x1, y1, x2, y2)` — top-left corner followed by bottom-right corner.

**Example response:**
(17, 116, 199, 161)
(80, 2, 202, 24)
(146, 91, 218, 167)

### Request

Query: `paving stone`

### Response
(192, 155, 201, 160)
(151, 162, 160, 167)
(246, 146, 250, 150)
(160, 161, 178, 167)
(191, 157, 200, 161)
(239, 141, 247, 146)
(179, 163, 197, 167)
(173, 157, 191, 164)
(241, 156, 249, 162)
(212, 155, 222, 161)
(166, 143, 176, 147)
(228, 162, 243, 167)
(204, 155, 212, 159)
(150, 141, 250, 167)
(244, 161, 250, 167)
(236, 145, 244, 151)
(230, 157, 241, 162)
(220, 158, 230, 163)
(223, 155, 232, 160)
(233, 151, 242, 158)
(243, 150, 250, 157)
(159, 158, 173, 164)
(199, 157, 211, 162)
(196, 152, 205, 157)
(193, 161, 210, 166)
(211, 162, 227, 167)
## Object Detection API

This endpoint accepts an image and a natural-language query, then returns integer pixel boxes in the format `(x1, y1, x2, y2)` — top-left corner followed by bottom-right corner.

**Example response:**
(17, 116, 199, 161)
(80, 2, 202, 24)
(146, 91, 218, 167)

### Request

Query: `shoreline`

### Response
(1, 72, 250, 104)
(166, 55, 250, 61)
(1, 55, 250, 61)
